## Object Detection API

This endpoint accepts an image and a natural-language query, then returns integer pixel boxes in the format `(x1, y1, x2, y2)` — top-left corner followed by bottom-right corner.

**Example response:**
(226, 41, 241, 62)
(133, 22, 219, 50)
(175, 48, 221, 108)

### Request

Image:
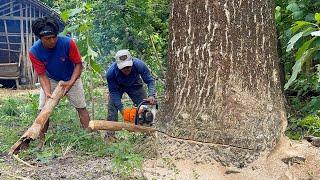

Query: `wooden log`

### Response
(8, 82, 65, 155)
(88, 120, 157, 133)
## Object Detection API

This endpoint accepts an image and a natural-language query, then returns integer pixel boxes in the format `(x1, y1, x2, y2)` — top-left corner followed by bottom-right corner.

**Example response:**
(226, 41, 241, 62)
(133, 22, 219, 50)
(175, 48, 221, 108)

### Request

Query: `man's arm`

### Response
(61, 39, 83, 94)
(138, 61, 156, 98)
(38, 74, 52, 98)
(107, 71, 124, 113)
(61, 63, 82, 94)
(29, 52, 52, 97)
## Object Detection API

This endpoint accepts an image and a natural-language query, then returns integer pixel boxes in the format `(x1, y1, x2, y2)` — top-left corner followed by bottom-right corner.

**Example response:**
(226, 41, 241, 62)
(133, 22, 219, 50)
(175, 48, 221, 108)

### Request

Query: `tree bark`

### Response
(9, 82, 65, 155)
(88, 120, 156, 133)
(157, 0, 287, 167)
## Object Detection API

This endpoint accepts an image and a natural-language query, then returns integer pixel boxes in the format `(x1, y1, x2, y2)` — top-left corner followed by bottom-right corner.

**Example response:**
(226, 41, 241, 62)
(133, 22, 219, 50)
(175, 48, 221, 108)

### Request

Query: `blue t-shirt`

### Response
(29, 36, 82, 81)
(106, 58, 156, 111)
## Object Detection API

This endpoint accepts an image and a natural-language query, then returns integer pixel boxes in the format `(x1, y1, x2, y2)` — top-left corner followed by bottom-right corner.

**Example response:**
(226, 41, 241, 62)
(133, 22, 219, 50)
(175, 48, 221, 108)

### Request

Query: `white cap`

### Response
(115, 49, 133, 69)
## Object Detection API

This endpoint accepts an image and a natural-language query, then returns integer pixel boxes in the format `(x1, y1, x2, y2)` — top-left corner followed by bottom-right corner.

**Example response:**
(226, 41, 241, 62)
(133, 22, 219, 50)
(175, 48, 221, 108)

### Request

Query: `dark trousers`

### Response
(107, 86, 147, 121)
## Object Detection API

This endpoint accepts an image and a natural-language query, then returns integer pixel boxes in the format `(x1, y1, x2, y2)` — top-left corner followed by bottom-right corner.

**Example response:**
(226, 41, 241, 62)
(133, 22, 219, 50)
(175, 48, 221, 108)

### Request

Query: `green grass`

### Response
(0, 91, 146, 178)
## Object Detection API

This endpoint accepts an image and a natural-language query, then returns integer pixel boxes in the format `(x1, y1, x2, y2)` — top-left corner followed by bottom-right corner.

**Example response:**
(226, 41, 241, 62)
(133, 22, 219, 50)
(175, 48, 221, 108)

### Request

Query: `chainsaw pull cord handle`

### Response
(134, 100, 158, 125)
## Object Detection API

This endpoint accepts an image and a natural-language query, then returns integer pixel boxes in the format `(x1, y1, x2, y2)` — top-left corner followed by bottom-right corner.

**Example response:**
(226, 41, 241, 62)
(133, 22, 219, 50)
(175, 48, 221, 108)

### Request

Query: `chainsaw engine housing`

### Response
(135, 101, 158, 126)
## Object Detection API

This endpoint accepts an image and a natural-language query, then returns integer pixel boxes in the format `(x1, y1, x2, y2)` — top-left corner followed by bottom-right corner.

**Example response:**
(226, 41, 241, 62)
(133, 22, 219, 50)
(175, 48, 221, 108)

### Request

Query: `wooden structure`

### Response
(0, 0, 63, 88)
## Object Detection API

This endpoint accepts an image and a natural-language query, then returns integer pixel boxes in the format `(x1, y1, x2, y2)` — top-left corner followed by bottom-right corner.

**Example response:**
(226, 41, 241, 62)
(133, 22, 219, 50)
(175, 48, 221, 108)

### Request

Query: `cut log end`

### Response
(8, 137, 32, 155)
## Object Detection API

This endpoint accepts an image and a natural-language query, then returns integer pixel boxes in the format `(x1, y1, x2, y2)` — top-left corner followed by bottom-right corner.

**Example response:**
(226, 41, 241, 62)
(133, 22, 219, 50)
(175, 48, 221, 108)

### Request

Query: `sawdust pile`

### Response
(143, 136, 320, 179)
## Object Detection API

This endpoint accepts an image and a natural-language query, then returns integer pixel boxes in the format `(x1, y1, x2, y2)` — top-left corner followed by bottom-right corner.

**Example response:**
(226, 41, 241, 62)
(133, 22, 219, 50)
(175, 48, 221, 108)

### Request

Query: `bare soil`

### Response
(0, 88, 38, 99)
(1, 137, 319, 179)
(143, 136, 320, 180)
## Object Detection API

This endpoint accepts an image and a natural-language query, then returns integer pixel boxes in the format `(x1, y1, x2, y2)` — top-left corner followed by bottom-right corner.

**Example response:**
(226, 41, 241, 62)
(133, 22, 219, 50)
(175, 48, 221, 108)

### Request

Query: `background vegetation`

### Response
(1, 0, 320, 178)
(275, 0, 320, 139)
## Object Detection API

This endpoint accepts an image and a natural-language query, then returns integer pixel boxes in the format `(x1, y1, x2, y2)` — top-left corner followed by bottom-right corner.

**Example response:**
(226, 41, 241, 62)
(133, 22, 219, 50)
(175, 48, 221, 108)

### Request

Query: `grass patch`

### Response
(106, 131, 145, 178)
(0, 91, 146, 178)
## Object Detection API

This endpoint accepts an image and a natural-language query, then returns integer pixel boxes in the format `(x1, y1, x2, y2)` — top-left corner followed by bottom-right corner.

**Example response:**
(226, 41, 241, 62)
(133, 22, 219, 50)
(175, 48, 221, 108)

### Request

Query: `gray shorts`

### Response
(39, 78, 86, 109)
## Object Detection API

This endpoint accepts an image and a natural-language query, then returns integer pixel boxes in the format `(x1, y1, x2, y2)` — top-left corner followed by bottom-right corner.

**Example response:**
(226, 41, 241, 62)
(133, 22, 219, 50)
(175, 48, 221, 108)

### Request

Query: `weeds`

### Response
(0, 91, 146, 178)
(106, 130, 145, 178)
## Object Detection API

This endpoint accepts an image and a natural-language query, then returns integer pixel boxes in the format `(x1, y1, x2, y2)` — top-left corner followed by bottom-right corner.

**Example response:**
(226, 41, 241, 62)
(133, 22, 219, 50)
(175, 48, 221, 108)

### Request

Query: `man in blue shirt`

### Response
(29, 16, 90, 149)
(106, 49, 157, 123)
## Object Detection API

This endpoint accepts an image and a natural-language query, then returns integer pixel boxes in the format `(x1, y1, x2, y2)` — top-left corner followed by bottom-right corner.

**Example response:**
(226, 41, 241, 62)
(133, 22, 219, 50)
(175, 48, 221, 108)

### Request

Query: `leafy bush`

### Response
(0, 97, 20, 116)
(276, 0, 320, 139)
(298, 115, 320, 136)
(284, 12, 320, 90)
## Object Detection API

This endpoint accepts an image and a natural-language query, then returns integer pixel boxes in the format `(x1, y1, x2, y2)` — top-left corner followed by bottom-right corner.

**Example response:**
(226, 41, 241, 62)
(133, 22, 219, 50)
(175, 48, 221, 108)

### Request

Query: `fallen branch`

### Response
(88, 120, 157, 133)
(9, 82, 65, 155)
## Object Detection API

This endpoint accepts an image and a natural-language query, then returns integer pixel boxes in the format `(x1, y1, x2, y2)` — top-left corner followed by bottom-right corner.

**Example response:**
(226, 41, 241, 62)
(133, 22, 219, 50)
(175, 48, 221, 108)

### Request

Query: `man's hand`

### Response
(144, 96, 156, 105)
(60, 81, 73, 95)
(45, 92, 53, 99)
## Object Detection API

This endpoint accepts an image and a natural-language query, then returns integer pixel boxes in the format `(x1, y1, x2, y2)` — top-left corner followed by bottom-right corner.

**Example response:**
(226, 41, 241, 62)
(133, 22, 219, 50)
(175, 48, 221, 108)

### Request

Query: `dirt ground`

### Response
(1, 88, 320, 179)
(143, 136, 320, 180)
(0, 88, 38, 99)
(0, 136, 319, 179)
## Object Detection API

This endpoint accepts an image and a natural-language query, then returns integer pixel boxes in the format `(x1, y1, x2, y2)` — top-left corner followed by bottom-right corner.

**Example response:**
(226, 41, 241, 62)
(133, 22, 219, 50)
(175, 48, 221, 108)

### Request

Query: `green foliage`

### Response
(284, 12, 320, 89)
(92, 0, 169, 80)
(0, 96, 38, 153)
(0, 93, 109, 158)
(299, 115, 320, 136)
(54, 0, 169, 86)
(285, 46, 320, 90)
(0, 92, 146, 177)
(1, 97, 20, 116)
(276, 0, 320, 139)
(106, 131, 144, 178)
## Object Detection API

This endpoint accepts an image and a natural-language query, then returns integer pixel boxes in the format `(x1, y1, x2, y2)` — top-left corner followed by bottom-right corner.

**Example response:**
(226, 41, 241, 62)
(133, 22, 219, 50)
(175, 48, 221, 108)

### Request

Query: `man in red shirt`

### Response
(29, 16, 90, 149)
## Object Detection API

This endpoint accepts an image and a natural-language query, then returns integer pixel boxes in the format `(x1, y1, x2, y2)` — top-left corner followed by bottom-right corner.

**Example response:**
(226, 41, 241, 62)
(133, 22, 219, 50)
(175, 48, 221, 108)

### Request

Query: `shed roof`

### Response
(0, 0, 63, 24)
(0, 0, 64, 64)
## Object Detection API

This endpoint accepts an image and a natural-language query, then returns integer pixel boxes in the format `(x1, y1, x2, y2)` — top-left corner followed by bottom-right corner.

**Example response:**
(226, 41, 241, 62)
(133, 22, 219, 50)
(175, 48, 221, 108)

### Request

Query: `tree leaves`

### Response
(295, 37, 316, 60)
(286, 32, 304, 52)
(286, 2, 304, 20)
(290, 21, 315, 34)
(86, 44, 101, 73)
(285, 47, 320, 90)
(275, 6, 282, 22)
(286, 23, 318, 53)
(315, 13, 320, 23)
(277, 0, 320, 139)
(60, 7, 83, 22)
(285, 9, 320, 90)
(311, 31, 320, 37)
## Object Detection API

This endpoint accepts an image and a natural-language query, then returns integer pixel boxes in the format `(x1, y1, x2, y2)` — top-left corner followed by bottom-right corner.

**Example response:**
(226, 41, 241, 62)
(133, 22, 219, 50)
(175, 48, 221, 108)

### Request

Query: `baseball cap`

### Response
(115, 49, 133, 69)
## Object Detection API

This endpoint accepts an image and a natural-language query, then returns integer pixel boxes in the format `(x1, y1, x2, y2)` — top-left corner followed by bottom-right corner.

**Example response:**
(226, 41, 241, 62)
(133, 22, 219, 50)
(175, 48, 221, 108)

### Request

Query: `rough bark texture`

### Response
(157, 0, 287, 167)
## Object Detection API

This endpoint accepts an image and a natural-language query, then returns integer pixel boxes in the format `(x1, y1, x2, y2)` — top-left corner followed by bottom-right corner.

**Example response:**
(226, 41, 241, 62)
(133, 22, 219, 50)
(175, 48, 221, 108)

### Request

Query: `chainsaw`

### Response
(122, 100, 158, 126)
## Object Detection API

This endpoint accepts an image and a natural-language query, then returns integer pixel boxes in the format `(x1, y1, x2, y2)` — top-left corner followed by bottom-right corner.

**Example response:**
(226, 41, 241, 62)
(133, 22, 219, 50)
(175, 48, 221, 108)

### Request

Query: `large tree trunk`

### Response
(157, 0, 287, 167)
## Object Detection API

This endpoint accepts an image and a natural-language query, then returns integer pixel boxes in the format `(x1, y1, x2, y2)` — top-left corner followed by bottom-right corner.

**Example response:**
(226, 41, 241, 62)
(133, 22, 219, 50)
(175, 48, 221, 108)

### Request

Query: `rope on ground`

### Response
(13, 154, 35, 168)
